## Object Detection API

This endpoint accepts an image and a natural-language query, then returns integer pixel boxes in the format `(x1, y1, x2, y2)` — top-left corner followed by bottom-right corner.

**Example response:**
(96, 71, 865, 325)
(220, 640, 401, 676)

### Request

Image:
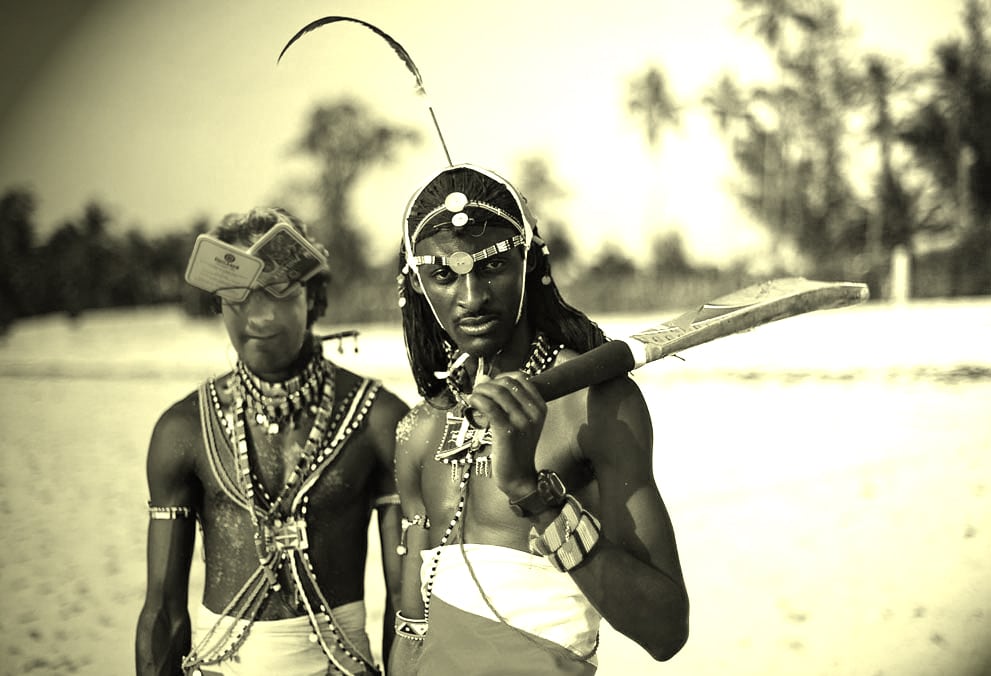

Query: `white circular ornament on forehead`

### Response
(444, 192, 468, 213)
(447, 251, 475, 275)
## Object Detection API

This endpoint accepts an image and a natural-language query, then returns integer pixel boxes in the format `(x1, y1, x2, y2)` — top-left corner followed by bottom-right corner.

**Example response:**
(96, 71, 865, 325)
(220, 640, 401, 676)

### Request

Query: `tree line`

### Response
(625, 0, 989, 297)
(1, 0, 988, 334)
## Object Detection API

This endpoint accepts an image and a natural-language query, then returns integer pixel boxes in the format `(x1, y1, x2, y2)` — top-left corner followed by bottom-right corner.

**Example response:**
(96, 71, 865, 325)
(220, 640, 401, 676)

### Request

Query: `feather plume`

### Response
(278, 15, 452, 166)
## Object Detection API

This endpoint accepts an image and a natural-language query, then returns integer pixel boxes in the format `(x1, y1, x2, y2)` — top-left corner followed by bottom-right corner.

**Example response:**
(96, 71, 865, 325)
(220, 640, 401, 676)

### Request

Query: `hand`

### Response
(466, 372, 547, 499)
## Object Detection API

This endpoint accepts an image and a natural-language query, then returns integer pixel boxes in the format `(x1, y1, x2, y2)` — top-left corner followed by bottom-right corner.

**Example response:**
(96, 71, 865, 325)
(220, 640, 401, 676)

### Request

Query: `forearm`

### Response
(376, 502, 403, 667)
(525, 499, 688, 661)
(135, 605, 191, 676)
(568, 537, 688, 660)
(388, 632, 424, 676)
(380, 596, 396, 670)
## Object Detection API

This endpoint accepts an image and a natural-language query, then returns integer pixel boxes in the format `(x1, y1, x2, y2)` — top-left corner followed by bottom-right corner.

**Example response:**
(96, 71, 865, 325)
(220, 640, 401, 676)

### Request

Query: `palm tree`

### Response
(899, 0, 991, 294)
(738, 0, 819, 51)
(293, 98, 420, 286)
(627, 65, 680, 152)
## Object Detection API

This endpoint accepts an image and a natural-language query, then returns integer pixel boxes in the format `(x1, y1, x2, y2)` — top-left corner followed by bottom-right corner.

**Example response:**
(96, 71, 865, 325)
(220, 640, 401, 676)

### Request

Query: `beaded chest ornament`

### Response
(433, 333, 560, 480)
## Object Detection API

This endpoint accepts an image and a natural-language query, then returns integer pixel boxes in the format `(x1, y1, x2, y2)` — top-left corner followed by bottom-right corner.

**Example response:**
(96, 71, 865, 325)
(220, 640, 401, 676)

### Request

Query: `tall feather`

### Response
(278, 15, 452, 166)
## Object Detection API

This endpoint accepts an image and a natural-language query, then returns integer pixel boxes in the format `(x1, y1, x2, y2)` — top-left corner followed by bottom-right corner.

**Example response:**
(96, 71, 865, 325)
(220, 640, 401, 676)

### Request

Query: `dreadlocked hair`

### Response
(397, 242, 453, 401)
(210, 206, 330, 328)
(399, 166, 609, 403)
(524, 228, 609, 354)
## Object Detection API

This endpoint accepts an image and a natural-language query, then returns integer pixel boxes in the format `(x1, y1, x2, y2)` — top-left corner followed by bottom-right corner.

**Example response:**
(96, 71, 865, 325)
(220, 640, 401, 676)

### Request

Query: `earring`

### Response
(397, 266, 409, 308)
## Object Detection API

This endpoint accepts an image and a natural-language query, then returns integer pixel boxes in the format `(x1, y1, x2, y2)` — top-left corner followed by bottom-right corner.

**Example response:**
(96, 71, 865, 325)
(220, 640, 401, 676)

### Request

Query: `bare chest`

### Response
(420, 405, 593, 546)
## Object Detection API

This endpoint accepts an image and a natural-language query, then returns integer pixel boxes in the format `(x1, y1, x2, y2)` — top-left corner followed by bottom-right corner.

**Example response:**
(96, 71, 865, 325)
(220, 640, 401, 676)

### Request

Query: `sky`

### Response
(0, 0, 963, 267)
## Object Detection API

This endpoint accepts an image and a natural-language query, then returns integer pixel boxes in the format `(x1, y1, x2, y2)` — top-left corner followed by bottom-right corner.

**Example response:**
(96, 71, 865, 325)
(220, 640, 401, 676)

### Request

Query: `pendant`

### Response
(255, 412, 279, 435)
(475, 456, 491, 477)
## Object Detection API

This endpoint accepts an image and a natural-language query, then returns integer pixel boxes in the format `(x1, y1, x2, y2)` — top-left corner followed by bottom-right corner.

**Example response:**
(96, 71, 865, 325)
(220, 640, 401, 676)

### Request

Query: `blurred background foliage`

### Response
(1, 0, 988, 334)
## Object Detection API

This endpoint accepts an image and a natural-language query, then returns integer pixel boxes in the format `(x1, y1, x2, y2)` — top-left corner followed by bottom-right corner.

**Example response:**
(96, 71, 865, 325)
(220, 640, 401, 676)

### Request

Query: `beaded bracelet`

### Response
(395, 612, 428, 641)
(528, 495, 601, 573)
(148, 503, 193, 520)
(373, 493, 401, 508)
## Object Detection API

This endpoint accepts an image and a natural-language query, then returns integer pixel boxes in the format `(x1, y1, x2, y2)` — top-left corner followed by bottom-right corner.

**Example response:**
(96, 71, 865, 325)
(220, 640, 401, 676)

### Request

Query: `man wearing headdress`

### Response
(390, 165, 689, 674)
(135, 207, 409, 676)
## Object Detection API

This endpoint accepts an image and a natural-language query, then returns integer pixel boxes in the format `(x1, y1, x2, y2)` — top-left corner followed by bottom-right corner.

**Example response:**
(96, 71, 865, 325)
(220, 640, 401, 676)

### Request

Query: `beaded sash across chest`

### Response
(434, 332, 561, 480)
(185, 356, 381, 676)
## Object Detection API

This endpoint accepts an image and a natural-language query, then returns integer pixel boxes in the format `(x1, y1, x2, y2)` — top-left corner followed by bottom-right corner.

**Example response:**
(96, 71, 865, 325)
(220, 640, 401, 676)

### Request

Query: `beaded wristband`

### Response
(528, 495, 601, 572)
(395, 612, 428, 641)
(148, 503, 193, 520)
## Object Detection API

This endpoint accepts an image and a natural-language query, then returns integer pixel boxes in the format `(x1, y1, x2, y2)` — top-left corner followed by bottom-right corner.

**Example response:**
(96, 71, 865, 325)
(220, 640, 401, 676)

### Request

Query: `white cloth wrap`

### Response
(193, 601, 372, 675)
(421, 544, 601, 658)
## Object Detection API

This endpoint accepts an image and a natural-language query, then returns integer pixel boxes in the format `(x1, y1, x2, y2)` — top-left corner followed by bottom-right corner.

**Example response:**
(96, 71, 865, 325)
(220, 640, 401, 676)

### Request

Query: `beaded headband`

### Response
(402, 163, 535, 274)
(410, 235, 526, 275)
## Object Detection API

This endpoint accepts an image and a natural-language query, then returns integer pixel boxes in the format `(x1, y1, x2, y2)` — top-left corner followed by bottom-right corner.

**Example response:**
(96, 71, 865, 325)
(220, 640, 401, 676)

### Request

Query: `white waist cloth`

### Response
(421, 544, 601, 656)
(193, 602, 373, 675)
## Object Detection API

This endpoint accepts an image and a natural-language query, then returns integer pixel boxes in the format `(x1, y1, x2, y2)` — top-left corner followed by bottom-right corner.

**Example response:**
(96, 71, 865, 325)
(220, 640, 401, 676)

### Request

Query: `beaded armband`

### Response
(148, 502, 193, 520)
(373, 493, 401, 509)
(395, 612, 428, 641)
(397, 514, 430, 556)
(528, 495, 601, 572)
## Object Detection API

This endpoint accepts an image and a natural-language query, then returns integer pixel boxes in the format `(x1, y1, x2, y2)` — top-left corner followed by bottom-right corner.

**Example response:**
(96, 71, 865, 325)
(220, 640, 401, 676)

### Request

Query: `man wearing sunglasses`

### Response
(136, 207, 408, 675)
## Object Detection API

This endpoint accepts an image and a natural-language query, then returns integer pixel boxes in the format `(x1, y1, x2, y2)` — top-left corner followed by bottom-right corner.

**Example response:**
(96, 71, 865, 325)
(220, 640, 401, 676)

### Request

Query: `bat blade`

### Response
(625, 277, 869, 366)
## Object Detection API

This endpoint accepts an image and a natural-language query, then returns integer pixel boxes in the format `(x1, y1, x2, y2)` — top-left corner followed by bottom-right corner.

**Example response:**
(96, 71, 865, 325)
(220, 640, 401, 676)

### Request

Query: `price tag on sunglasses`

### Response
(184, 235, 264, 302)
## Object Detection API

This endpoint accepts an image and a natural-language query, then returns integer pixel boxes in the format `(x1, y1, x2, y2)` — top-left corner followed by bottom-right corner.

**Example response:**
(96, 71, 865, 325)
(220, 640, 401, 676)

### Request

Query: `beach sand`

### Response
(0, 301, 988, 675)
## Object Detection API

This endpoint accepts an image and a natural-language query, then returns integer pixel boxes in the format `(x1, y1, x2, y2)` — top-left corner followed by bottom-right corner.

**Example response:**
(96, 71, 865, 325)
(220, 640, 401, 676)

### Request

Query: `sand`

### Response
(0, 300, 988, 675)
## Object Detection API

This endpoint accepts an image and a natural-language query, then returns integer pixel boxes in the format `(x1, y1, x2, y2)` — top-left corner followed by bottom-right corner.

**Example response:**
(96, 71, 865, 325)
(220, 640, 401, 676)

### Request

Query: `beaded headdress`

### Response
(402, 163, 535, 275)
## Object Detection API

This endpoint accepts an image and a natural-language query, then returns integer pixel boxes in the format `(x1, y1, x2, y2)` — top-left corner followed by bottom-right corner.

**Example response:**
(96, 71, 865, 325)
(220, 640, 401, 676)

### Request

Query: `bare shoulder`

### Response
(146, 387, 205, 496)
(550, 348, 650, 415)
(395, 399, 446, 465)
(551, 348, 653, 465)
(393, 399, 446, 505)
(149, 389, 202, 456)
(332, 364, 410, 462)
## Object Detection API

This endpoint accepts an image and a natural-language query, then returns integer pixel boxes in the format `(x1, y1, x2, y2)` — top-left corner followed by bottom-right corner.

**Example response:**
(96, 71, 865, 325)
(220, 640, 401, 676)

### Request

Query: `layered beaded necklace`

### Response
(433, 332, 560, 480)
(236, 347, 326, 435)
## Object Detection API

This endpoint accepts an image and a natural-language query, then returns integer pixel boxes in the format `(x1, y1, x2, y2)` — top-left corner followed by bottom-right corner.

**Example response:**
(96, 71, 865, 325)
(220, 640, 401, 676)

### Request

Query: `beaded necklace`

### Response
(236, 343, 325, 435)
(423, 332, 562, 621)
(433, 333, 560, 480)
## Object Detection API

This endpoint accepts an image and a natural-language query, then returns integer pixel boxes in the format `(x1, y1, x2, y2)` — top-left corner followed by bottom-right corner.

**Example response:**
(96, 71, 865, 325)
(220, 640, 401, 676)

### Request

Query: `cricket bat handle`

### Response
(464, 340, 637, 428)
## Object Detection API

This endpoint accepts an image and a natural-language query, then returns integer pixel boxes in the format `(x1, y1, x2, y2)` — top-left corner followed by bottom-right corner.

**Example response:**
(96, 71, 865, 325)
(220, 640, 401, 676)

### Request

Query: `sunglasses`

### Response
(185, 223, 328, 302)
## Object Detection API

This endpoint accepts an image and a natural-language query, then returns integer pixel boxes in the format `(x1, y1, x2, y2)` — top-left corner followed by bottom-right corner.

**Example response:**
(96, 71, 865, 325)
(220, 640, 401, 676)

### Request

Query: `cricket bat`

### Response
(466, 277, 868, 426)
